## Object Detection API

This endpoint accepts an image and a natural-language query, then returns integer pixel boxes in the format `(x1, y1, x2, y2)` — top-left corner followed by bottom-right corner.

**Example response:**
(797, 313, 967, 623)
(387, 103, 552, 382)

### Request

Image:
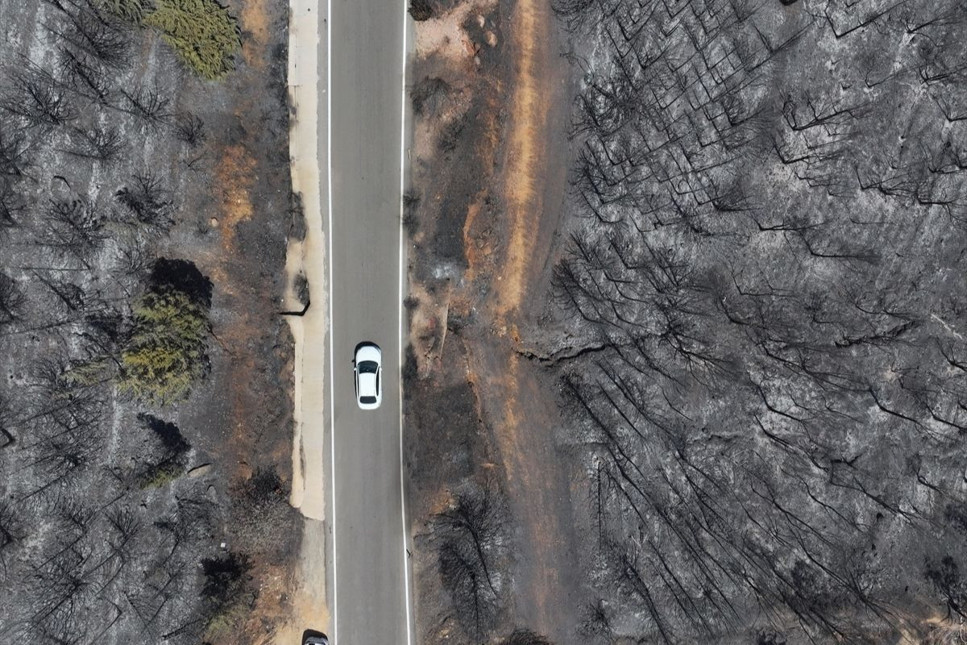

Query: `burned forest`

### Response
(0, 1, 296, 644)
(539, 0, 967, 641)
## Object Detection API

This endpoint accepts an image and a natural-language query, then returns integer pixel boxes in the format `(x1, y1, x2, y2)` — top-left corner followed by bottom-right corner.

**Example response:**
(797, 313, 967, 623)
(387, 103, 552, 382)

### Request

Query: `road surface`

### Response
(327, 0, 410, 642)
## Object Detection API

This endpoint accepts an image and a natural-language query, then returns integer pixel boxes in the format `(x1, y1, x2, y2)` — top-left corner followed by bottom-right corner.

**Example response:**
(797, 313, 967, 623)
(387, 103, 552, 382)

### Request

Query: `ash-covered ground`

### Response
(405, 0, 967, 642)
(0, 2, 299, 644)
(547, 0, 967, 641)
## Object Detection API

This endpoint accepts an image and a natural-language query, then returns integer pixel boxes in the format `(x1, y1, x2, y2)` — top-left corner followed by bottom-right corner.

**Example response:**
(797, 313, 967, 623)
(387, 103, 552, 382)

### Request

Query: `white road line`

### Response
(398, 1, 414, 644)
(326, 0, 337, 639)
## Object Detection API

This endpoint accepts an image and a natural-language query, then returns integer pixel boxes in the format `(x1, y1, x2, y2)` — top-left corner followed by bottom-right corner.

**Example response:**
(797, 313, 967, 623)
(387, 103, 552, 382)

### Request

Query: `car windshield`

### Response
(360, 396, 377, 404)
(358, 360, 378, 374)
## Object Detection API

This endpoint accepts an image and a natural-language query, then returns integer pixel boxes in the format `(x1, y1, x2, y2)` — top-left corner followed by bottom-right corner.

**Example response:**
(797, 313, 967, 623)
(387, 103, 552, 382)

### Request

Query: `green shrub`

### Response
(63, 358, 112, 388)
(119, 286, 210, 404)
(138, 459, 186, 489)
(203, 600, 248, 640)
(95, 0, 149, 23)
(144, 0, 241, 80)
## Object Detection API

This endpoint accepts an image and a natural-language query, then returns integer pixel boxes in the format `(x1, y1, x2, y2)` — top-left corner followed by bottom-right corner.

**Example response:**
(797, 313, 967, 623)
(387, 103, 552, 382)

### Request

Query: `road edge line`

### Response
(398, 4, 414, 645)
(327, 0, 338, 638)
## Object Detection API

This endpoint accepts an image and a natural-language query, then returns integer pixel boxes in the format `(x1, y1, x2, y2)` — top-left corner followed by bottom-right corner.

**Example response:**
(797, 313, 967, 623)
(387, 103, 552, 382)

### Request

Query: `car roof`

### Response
(358, 370, 378, 395)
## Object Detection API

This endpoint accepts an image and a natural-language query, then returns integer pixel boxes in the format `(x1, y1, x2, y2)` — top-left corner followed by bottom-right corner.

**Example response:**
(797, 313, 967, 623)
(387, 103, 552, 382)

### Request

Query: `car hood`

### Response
(356, 345, 381, 363)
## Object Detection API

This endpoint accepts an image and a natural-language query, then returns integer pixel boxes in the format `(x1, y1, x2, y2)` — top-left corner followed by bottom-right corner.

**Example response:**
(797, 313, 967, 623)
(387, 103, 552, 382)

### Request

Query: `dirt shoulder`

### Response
(470, 0, 583, 637)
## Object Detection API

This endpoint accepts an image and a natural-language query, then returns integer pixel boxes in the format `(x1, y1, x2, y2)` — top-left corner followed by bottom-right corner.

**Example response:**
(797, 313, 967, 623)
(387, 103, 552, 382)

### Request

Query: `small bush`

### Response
(757, 631, 788, 645)
(403, 192, 420, 235)
(409, 0, 434, 21)
(201, 552, 250, 602)
(500, 630, 553, 645)
(294, 271, 309, 307)
(136, 414, 191, 488)
(411, 77, 450, 117)
(96, 0, 149, 23)
(204, 600, 248, 640)
(144, 0, 241, 80)
(138, 459, 186, 488)
(231, 468, 299, 560)
(438, 112, 468, 152)
(402, 343, 419, 392)
(200, 552, 252, 639)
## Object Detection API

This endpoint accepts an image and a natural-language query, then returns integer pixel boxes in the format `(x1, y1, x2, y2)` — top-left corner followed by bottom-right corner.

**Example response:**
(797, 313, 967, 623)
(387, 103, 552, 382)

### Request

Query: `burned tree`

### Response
(0, 271, 25, 324)
(113, 172, 174, 234)
(173, 112, 205, 148)
(65, 125, 124, 162)
(118, 87, 171, 127)
(0, 119, 30, 179)
(40, 197, 107, 267)
(426, 479, 509, 640)
(546, 0, 967, 639)
(1, 66, 77, 129)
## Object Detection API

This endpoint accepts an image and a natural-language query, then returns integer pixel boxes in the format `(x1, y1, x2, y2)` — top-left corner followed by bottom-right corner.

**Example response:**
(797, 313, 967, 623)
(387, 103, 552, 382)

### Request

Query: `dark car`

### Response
(303, 635, 329, 645)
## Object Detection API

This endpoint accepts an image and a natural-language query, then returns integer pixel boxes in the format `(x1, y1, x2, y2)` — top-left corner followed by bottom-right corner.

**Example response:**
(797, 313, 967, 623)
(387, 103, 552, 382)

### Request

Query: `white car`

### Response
(353, 343, 382, 410)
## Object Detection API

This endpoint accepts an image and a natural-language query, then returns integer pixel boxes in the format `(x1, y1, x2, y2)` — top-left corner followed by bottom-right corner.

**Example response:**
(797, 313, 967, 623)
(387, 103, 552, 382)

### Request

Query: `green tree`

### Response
(144, 0, 241, 80)
(119, 286, 209, 404)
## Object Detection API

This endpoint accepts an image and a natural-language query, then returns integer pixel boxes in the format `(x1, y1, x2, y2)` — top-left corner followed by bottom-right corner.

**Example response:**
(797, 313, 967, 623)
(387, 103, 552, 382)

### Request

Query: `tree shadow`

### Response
(149, 257, 213, 308)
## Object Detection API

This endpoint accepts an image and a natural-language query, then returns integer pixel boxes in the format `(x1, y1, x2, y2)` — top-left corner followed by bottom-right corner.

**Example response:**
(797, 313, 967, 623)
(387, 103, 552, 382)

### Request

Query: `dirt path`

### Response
(496, 0, 543, 318)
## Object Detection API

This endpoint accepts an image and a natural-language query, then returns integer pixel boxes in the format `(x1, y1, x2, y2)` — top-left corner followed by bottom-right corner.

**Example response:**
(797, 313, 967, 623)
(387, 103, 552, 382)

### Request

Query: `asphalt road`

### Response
(327, 0, 408, 642)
